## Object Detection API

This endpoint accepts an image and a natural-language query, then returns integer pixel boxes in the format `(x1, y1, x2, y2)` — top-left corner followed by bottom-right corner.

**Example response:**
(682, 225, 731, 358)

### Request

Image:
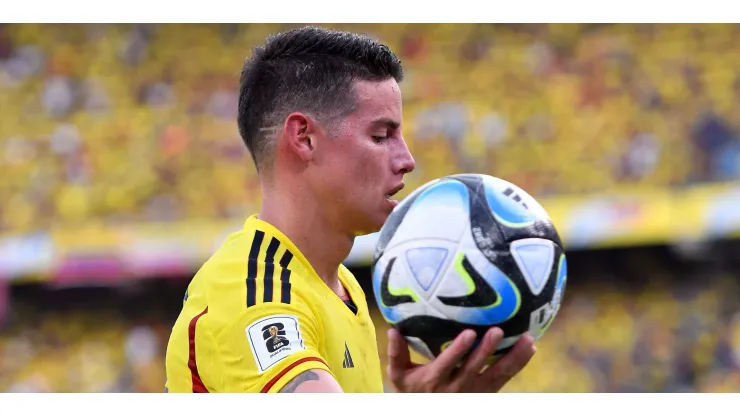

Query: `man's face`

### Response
(309, 78, 416, 236)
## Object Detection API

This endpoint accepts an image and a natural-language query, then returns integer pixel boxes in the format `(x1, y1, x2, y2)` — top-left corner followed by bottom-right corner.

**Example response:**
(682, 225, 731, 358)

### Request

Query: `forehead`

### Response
(348, 78, 403, 124)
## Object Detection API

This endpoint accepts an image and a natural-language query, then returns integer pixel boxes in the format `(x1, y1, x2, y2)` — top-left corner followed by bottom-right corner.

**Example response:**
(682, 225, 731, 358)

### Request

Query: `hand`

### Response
(386, 327, 536, 393)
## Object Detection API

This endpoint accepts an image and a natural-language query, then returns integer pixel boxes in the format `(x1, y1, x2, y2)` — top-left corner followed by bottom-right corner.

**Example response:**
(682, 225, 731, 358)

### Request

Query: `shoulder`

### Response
(205, 282, 327, 381)
(189, 229, 257, 310)
(195, 228, 320, 329)
(194, 216, 326, 334)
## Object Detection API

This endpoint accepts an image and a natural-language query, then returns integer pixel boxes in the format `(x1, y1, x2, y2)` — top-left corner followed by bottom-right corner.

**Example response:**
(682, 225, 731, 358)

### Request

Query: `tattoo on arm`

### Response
(279, 370, 320, 393)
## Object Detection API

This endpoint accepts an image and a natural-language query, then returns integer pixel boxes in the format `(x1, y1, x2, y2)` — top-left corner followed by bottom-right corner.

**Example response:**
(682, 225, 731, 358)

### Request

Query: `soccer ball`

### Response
(371, 174, 567, 359)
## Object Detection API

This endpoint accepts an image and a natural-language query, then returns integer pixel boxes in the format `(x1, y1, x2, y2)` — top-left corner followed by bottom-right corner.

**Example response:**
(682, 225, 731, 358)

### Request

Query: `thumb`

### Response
(386, 328, 411, 386)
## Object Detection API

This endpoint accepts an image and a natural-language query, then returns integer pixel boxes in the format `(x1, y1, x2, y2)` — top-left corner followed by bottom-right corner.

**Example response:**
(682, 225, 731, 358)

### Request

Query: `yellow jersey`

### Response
(164, 215, 384, 393)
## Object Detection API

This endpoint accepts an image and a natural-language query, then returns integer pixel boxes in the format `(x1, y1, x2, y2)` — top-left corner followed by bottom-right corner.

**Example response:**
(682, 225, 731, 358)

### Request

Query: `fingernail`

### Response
(490, 327, 503, 341)
(464, 330, 476, 343)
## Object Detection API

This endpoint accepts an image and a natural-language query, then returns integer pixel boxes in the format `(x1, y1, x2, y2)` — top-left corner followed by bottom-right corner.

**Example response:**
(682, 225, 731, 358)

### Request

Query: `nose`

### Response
(393, 136, 416, 175)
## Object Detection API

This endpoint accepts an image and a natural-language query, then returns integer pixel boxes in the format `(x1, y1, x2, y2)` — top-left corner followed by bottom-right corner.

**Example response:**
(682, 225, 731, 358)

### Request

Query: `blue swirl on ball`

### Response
(408, 179, 471, 216)
(483, 179, 537, 228)
(372, 258, 405, 323)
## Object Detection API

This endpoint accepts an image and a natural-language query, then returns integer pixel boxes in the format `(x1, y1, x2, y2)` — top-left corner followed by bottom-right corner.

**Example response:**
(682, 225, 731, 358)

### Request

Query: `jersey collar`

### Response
(244, 214, 322, 279)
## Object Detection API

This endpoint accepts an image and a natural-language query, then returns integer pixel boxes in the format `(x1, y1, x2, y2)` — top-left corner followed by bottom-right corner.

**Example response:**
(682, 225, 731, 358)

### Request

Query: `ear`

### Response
(283, 112, 320, 163)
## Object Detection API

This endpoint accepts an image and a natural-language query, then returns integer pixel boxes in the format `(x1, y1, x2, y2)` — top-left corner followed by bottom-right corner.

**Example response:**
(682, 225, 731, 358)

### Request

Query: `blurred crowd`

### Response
(4, 24, 740, 235)
(1, 247, 740, 393)
(505, 279, 740, 393)
(0, 283, 174, 393)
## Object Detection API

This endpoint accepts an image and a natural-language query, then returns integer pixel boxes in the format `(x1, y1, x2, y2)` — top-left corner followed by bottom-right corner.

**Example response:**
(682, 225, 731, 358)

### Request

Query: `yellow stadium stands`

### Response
(3, 24, 740, 235)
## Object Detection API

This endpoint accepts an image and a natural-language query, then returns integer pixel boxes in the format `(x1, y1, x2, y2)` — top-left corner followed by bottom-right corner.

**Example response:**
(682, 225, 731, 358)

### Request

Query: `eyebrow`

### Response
(371, 117, 401, 130)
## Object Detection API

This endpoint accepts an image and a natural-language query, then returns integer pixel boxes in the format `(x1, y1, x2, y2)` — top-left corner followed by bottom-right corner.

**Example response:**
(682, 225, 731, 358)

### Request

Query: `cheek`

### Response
(350, 151, 384, 191)
(320, 159, 364, 203)
(337, 160, 371, 201)
(321, 140, 385, 202)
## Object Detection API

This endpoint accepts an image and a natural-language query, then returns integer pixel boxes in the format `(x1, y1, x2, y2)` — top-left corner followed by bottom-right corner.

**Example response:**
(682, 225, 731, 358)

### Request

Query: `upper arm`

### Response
(215, 299, 334, 393)
(279, 369, 344, 393)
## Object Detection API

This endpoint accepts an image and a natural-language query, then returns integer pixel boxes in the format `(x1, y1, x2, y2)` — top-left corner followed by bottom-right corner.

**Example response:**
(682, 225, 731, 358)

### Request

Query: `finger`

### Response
(457, 327, 504, 382)
(386, 328, 412, 387)
(479, 334, 536, 392)
(428, 329, 478, 382)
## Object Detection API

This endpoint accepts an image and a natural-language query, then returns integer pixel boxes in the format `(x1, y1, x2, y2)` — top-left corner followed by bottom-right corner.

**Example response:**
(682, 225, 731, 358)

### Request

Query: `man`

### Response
(165, 26, 536, 393)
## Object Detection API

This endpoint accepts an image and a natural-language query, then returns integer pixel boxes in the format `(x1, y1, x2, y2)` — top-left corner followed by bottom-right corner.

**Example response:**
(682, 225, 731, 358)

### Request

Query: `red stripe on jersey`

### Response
(260, 357, 328, 393)
(188, 307, 210, 393)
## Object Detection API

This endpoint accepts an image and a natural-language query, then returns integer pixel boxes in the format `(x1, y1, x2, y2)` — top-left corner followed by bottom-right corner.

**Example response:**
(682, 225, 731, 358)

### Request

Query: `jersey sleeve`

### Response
(215, 296, 333, 393)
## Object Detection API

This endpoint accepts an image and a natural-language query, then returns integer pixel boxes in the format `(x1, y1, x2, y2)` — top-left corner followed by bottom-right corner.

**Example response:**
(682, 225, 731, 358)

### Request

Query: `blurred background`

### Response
(2, 23, 740, 393)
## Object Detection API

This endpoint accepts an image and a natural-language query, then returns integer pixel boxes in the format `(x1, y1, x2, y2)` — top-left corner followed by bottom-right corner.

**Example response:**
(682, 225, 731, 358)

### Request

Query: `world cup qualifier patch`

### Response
(246, 314, 306, 373)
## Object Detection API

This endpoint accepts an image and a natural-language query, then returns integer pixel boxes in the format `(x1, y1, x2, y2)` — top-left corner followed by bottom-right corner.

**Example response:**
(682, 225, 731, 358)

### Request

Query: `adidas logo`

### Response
(342, 343, 355, 368)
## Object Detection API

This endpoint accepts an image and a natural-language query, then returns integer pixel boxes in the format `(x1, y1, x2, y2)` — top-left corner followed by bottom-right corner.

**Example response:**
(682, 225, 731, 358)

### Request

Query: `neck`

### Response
(258, 182, 354, 290)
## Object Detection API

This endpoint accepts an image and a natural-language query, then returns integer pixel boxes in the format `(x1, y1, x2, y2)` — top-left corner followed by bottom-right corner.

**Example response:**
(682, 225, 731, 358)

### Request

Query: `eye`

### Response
(372, 135, 389, 143)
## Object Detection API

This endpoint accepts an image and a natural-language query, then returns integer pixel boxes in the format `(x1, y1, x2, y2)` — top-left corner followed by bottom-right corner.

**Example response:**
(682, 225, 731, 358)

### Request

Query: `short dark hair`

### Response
(237, 26, 404, 171)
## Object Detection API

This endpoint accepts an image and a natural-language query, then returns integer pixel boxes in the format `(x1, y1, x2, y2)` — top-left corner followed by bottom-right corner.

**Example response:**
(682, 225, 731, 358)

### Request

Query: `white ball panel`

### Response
(428, 244, 495, 321)
(383, 183, 469, 252)
(381, 239, 460, 300)
(498, 334, 524, 351)
(391, 298, 447, 321)
(431, 253, 471, 299)
(510, 238, 555, 296)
